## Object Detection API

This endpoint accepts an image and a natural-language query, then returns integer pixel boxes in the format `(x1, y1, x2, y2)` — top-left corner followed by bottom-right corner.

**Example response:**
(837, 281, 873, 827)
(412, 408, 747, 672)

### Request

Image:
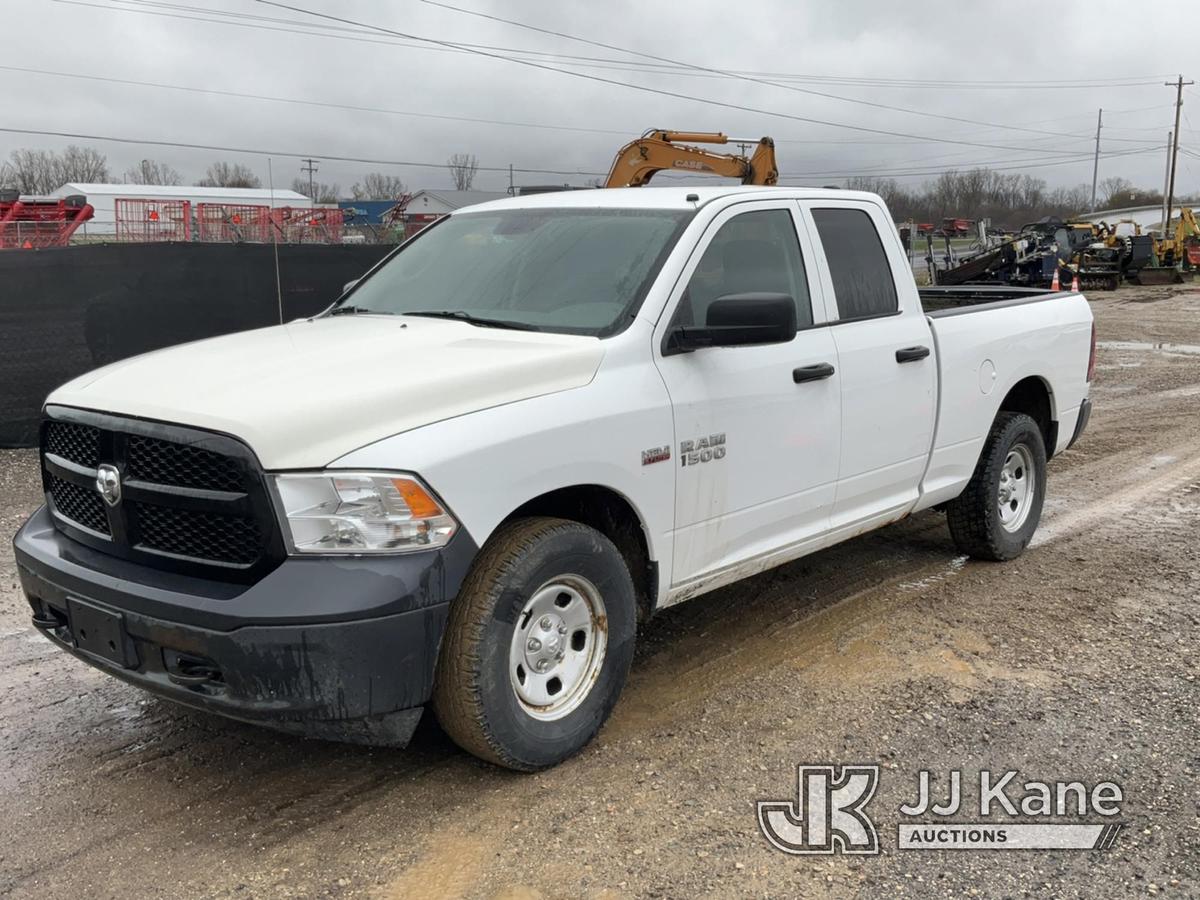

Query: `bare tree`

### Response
(57, 145, 109, 184)
(351, 172, 407, 200)
(839, 167, 1116, 225)
(123, 158, 183, 185)
(446, 153, 479, 191)
(0, 145, 110, 194)
(290, 177, 341, 203)
(0, 149, 56, 194)
(1098, 176, 1134, 208)
(196, 162, 262, 188)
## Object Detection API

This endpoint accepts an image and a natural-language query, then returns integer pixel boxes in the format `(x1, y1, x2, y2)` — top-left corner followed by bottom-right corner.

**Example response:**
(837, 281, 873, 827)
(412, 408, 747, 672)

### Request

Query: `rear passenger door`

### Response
(654, 201, 841, 590)
(801, 201, 936, 529)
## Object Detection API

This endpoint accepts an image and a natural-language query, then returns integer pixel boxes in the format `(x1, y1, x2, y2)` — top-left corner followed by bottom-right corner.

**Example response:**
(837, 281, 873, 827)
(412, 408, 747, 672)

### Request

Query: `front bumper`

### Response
(14, 505, 477, 746)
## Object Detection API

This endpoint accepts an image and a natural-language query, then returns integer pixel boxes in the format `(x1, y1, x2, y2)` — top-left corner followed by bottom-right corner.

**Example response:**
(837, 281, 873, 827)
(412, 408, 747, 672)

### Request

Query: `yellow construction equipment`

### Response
(1133, 207, 1200, 284)
(1156, 206, 1200, 267)
(605, 131, 778, 188)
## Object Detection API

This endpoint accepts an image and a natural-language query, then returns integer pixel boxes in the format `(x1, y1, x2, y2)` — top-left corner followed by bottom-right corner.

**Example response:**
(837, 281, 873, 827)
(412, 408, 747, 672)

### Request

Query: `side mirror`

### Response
(665, 293, 797, 355)
(342, 278, 359, 295)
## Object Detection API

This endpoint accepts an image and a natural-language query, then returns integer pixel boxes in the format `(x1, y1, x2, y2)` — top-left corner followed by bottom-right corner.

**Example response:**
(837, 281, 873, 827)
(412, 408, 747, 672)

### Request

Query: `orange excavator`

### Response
(605, 130, 778, 188)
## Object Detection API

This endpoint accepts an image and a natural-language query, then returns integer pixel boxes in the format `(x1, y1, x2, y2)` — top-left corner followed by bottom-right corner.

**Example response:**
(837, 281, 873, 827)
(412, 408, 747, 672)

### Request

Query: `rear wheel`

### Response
(946, 412, 1047, 561)
(432, 517, 637, 771)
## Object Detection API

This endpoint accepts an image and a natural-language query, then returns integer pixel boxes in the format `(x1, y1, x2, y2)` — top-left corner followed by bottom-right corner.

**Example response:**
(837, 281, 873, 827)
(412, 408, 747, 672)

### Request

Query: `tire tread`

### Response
(433, 517, 617, 771)
(946, 412, 1044, 561)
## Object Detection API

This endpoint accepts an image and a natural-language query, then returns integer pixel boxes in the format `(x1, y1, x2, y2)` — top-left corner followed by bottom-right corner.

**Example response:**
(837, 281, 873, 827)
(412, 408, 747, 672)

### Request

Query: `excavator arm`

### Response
(605, 130, 778, 188)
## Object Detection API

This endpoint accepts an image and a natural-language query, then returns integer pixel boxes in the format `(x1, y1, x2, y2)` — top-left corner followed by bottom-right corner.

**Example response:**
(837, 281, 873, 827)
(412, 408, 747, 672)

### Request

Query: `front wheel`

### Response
(432, 517, 637, 771)
(946, 412, 1047, 561)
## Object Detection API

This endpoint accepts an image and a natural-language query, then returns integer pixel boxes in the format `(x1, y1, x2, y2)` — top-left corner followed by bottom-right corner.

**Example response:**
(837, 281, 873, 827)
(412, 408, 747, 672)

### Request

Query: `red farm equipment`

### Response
(939, 217, 976, 237)
(0, 193, 94, 249)
(271, 207, 344, 244)
(114, 198, 192, 242)
(197, 203, 272, 243)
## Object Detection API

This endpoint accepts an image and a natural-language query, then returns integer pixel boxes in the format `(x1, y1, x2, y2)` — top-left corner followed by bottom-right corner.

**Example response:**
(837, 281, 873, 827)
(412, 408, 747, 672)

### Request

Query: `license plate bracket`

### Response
(66, 598, 137, 669)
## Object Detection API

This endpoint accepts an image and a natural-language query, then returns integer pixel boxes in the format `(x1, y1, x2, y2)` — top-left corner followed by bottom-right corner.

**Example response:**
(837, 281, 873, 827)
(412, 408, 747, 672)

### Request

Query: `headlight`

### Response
(273, 472, 457, 554)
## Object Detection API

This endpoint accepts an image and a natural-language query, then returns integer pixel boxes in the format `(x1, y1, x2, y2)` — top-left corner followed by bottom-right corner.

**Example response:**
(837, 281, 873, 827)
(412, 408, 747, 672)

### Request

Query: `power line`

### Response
(779, 145, 1164, 181)
(0, 63, 1160, 158)
(46, 0, 1166, 151)
(55, 0, 1171, 91)
(250, 0, 1134, 157)
(0, 125, 610, 177)
(418, 0, 1155, 141)
(0, 64, 632, 138)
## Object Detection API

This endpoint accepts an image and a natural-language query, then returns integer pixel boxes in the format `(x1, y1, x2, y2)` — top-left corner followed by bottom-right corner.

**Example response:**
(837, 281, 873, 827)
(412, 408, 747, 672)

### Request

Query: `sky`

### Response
(3, 0, 1199, 198)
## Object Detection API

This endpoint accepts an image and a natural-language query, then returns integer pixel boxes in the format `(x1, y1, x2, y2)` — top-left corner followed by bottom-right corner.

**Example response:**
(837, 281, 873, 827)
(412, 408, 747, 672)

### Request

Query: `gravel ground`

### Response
(1, 283, 1198, 899)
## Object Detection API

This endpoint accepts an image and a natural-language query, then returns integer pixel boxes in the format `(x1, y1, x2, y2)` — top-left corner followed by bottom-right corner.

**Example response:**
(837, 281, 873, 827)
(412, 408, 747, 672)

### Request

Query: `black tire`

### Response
(946, 412, 1047, 561)
(432, 517, 637, 771)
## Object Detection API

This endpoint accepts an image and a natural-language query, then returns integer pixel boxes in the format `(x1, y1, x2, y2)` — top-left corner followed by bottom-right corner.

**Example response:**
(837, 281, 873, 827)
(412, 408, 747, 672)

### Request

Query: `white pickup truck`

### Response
(14, 187, 1094, 770)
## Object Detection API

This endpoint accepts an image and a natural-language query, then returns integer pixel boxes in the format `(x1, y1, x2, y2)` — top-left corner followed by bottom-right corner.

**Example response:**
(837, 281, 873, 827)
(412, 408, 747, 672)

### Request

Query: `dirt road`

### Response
(2, 285, 1198, 899)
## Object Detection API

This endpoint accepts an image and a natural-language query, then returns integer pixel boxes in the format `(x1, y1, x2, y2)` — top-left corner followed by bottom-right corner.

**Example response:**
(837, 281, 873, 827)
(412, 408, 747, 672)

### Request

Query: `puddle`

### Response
(1097, 340, 1200, 356)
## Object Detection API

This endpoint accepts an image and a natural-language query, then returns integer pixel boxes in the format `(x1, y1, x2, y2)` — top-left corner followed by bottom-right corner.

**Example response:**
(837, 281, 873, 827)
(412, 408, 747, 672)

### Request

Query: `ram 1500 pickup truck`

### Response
(14, 187, 1094, 770)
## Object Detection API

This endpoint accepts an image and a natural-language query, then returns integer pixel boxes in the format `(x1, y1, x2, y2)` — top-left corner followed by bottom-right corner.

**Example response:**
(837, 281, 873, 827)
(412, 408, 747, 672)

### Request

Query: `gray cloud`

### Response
(2, 0, 1195, 196)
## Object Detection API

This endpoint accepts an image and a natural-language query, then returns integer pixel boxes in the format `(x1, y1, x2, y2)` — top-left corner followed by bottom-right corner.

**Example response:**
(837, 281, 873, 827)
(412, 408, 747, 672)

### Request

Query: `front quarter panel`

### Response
(331, 319, 676, 604)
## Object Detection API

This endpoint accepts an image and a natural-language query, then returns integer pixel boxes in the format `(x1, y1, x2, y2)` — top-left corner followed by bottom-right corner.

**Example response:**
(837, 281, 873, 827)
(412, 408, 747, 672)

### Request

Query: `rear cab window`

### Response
(811, 207, 899, 321)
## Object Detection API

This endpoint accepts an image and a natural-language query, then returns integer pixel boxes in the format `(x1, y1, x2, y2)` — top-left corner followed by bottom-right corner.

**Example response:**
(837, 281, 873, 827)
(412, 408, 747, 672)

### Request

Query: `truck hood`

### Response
(48, 315, 605, 469)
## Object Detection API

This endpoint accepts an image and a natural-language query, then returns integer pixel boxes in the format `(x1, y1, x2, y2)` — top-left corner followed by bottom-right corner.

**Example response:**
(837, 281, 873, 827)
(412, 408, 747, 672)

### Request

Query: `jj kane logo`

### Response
(757, 765, 880, 855)
(758, 766, 1124, 854)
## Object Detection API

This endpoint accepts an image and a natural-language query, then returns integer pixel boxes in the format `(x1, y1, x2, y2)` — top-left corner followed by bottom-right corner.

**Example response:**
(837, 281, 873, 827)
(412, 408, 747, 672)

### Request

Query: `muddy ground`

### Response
(1, 284, 1198, 899)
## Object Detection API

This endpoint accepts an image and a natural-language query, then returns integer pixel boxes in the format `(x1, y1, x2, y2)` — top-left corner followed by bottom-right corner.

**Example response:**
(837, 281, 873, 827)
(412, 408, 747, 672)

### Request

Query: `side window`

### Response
(678, 209, 813, 329)
(811, 208, 898, 320)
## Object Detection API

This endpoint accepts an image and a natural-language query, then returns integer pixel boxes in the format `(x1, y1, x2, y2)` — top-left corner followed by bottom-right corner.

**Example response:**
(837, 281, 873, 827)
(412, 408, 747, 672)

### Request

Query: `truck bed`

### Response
(919, 285, 1068, 317)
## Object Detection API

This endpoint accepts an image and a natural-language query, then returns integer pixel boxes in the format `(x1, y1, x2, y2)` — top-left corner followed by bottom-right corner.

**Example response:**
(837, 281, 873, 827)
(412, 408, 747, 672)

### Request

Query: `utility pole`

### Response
(1089, 108, 1102, 212)
(1164, 75, 1194, 231)
(508, 163, 514, 196)
(300, 158, 319, 201)
(1162, 131, 1173, 231)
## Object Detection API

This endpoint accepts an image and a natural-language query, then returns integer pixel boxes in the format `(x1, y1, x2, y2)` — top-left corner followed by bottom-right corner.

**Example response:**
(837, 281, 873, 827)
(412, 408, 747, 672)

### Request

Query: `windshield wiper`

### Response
(328, 305, 391, 316)
(403, 310, 539, 331)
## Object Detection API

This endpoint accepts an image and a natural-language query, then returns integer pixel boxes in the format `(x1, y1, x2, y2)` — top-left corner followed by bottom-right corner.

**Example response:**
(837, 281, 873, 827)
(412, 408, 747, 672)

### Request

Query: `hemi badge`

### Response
(641, 445, 671, 466)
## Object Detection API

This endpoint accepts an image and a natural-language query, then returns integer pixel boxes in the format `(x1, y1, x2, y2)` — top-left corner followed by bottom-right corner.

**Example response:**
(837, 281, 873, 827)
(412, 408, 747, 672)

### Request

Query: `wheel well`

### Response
(998, 376, 1055, 451)
(507, 486, 657, 623)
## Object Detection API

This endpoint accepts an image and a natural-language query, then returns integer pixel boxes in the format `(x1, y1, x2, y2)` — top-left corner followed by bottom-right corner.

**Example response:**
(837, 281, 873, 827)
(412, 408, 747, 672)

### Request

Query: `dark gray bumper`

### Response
(13, 505, 477, 746)
(1067, 398, 1092, 450)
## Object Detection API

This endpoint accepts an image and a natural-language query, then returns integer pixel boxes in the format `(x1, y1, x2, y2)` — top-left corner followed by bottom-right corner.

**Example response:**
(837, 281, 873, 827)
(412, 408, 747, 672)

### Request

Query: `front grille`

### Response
(40, 408, 282, 580)
(44, 421, 101, 468)
(47, 474, 110, 535)
(134, 503, 262, 565)
(127, 434, 245, 492)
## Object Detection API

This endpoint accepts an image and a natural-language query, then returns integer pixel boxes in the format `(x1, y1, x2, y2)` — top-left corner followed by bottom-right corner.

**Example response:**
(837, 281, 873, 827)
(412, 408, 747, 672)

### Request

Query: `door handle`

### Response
(895, 345, 931, 363)
(793, 363, 836, 383)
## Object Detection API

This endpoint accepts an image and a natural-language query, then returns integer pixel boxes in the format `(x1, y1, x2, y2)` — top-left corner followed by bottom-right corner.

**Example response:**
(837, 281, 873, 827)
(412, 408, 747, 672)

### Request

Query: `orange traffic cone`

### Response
(1070, 273, 1080, 292)
(21, 240, 32, 249)
(1050, 268, 1060, 291)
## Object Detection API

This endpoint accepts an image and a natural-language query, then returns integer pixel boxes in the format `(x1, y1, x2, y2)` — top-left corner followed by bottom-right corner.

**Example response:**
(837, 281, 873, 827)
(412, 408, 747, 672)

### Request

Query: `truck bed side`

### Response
(916, 290, 1093, 510)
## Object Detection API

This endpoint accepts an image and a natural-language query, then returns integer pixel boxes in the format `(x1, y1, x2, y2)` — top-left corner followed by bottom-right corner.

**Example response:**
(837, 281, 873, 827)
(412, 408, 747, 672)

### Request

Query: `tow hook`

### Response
(164, 650, 225, 692)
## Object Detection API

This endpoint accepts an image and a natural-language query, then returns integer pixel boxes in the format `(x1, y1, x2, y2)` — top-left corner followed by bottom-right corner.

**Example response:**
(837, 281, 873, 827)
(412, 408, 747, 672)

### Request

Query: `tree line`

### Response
(844, 168, 1199, 227)
(0, 145, 486, 202)
(3, 145, 1191, 218)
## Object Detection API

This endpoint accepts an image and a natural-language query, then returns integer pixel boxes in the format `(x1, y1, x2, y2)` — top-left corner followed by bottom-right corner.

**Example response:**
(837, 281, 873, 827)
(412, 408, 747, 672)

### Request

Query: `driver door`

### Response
(654, 201, 842, 592)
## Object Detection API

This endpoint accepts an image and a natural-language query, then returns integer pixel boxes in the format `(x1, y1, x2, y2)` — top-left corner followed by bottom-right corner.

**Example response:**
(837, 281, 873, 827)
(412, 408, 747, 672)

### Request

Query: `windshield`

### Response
(338, 207, 692, 336)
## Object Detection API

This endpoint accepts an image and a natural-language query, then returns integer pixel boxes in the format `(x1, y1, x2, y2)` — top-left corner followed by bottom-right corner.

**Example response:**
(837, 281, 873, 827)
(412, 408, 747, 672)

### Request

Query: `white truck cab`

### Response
(15, 187, 1094, 769)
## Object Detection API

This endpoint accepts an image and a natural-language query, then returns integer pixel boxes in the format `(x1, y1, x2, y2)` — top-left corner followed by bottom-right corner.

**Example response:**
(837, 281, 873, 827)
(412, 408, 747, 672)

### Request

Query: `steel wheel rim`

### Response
(997, 443, 1035, 532)
(508, 575, 608, 721)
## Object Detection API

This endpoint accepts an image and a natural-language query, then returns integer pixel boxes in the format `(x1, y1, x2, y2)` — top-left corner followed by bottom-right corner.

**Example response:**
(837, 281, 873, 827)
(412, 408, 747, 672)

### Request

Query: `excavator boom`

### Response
(605, 130, 778, 189)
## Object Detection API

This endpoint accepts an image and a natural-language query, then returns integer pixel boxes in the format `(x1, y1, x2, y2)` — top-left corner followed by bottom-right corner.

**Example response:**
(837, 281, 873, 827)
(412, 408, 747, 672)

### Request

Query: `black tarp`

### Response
(0, 242, 393, 446)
